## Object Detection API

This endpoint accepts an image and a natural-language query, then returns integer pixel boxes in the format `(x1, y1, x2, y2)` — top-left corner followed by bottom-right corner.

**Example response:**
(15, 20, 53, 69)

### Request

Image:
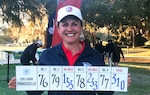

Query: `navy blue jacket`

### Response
(39, 43, 114, 95)
(20, 43, 38, 65)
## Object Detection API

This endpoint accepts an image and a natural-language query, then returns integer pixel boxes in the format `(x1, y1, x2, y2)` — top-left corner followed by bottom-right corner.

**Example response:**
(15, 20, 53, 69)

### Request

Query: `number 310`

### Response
(112, 74, 125, 90)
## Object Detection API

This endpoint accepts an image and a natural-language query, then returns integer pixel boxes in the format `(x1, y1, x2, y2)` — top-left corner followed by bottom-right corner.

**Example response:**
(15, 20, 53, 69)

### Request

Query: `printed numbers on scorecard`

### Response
(16, 66, 128, 92)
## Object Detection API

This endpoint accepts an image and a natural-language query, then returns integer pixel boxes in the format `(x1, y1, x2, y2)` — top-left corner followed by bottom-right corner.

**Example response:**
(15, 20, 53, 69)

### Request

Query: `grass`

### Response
(0, 63, 150, 95)
(122, 48, 150, 57)
(0, 46, 150, 95)
(0, 64, 47, 95)
(114, 62, 150, 95)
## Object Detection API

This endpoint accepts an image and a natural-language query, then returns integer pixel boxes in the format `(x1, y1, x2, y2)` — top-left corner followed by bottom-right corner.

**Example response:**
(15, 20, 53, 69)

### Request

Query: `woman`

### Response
(9, 5, 131, 95)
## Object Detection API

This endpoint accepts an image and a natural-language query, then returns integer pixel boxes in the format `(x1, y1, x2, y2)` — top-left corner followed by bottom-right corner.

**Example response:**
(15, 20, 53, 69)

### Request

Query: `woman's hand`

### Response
(8, 77, 16, 88)
(128, 73, 132, 86)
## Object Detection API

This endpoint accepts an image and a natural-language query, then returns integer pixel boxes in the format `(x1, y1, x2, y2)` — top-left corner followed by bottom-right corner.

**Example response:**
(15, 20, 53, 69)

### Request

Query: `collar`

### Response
(62, 41, 85, 55)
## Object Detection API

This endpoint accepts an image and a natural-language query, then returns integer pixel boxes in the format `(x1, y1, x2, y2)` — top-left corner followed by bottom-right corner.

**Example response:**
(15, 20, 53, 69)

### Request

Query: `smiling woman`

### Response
(56, 5, 83, 46)
(8, 5, 113, 95)
(57, 16, 83, 46)
(8, 5, 132, 95)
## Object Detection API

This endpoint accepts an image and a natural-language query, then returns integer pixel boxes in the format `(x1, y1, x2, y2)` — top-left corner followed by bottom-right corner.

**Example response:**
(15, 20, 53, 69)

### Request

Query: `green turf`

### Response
(0, 63, 150, 95)
(114, 63, 150, 95)
(0, 64, 47, 95)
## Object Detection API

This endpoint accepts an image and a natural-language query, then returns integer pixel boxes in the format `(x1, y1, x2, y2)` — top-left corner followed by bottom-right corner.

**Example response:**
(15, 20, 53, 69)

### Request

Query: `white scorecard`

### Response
(16, 66, 128, 92)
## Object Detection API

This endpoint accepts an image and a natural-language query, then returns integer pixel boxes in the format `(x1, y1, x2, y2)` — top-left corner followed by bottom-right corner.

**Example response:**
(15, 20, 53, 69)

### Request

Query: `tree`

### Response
(0, 0, 57, 44)
(0, 0, 150, 46)
(81, 0, 150, 46)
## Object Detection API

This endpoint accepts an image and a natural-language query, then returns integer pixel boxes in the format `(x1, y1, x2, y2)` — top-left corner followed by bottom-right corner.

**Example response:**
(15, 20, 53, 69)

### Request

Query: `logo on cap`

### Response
(66, 6, 72, 12)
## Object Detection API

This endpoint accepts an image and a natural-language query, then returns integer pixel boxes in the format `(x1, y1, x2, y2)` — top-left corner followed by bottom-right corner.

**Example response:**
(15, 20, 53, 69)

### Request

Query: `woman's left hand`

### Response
(128, 73, 132, 86)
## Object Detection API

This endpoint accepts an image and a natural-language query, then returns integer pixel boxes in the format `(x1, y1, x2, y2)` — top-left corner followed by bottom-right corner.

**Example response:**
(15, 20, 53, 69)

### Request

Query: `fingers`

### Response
(128, 73, 132, 86)
(8, 77, 16, 88)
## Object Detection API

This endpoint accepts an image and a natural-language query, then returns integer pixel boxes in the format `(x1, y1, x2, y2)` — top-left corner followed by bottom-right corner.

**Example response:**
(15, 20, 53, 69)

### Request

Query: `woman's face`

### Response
(57, 18, 83, 44)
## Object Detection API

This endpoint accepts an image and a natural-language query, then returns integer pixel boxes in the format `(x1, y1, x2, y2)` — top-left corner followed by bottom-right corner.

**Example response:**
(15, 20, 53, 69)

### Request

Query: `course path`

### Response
(120, 56, 150, 63)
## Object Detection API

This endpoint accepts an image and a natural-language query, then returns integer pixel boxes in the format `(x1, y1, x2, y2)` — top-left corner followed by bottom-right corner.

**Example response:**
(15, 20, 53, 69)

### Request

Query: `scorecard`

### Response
(16, 66, 128, 92)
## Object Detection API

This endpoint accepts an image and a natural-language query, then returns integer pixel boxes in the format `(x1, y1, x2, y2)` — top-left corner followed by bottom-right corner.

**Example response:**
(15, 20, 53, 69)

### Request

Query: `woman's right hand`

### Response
(8, 77, 16, 88)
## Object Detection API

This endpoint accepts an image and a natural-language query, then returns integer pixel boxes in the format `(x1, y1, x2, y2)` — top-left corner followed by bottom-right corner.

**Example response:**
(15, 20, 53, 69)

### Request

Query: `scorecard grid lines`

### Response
(16, 66, 128, 92)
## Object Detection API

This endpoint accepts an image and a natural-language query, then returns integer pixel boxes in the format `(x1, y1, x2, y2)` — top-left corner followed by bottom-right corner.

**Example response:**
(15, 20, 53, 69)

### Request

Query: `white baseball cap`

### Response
(57, 5, 83, 22)
(36, 40, 42, 46)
